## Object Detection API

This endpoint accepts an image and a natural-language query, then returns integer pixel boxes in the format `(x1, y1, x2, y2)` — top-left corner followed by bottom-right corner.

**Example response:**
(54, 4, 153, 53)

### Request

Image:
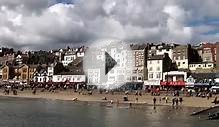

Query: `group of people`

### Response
(172, 97, 183, 106)
(153, 96, 183, 107)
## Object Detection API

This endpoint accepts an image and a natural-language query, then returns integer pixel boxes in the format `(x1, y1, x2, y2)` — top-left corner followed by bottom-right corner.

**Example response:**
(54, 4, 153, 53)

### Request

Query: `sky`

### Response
(0, 0, 219, 50)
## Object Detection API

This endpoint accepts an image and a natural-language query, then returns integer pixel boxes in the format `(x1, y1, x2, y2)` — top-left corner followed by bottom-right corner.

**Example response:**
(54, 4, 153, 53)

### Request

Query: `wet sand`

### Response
(0, 89, 218, 108)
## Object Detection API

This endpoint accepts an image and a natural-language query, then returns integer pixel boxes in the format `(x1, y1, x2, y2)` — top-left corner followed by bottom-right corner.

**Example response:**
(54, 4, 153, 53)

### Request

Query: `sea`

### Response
(0, 97, 218, 127)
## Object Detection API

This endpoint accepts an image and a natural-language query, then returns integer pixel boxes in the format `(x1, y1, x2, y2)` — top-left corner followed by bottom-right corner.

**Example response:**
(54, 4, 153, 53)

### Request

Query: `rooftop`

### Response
(148, 55, 164, 60)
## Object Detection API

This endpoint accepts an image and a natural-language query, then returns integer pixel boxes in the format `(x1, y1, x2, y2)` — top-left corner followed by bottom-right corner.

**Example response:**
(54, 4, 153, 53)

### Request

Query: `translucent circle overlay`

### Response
(83, 41, 135, 90)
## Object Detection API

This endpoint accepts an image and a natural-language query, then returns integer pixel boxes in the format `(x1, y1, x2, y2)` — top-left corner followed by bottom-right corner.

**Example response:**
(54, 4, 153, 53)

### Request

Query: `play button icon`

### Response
(83, 41, 135, 90)
(105, 52, 117, 75)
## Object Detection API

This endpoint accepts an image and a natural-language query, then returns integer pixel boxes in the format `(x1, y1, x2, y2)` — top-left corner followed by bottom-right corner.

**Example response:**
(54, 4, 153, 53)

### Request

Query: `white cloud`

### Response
(0, 0, 219, 50)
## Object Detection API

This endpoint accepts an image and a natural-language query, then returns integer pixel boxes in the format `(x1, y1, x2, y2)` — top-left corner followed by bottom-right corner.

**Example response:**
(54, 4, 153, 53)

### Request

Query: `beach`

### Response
(0, 89, 218, 108)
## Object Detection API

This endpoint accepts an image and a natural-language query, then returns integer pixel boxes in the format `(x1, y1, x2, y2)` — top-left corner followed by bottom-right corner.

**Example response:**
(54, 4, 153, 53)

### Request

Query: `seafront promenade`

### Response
(0, 89, 218, 108)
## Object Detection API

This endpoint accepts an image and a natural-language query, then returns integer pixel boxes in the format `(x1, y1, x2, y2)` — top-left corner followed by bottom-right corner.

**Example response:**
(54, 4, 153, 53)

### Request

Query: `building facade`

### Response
(189, 62, 214, 72)
(146, 55, 164, 86)
(172, 45, 189, 69)
(1, 65, 9, 81)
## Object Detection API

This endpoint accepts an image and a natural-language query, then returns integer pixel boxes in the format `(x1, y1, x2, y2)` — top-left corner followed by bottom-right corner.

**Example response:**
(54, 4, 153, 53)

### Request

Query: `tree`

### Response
(54, 62, 68, 74)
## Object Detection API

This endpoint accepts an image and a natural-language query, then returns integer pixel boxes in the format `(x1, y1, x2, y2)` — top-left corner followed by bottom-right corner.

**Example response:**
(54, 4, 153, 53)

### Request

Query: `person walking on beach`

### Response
(165, 96, 168, 103)
(32, 87, 37, 95)
(172, 98, 175, 106)
(153, 97, 157, 106)
(179, 97, 183, 105)
(136, 97, 138, 102)
(175, 98, 179, 106)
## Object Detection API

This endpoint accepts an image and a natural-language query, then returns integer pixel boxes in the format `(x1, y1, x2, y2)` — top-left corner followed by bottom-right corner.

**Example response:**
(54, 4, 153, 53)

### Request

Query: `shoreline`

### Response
(0, 89, 218, 109)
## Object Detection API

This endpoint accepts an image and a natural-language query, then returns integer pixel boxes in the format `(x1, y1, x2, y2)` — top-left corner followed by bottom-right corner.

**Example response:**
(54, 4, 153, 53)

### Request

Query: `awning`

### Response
(161, 81, 185, 86)
(144, 80, 160, 86)
(194, 83, 209, 86)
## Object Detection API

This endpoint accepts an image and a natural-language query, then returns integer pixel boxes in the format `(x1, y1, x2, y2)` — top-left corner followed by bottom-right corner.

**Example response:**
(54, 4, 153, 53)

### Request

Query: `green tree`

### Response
(54, 62, 68, 74)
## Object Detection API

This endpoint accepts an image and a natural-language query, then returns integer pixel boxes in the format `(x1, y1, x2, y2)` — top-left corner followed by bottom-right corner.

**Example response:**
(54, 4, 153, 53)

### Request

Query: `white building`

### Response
(146, 55, 164, 86)
(189, 62, 214, 71)
(62, 53, 77, 66)
(156, 48, 173, 60)
(34, 69, 49, 83)
(172, 45, 189, 69)
(52, 74, 85, 83)
(161, 71, 187, 86)
(87, 69, 101, 85)
(76, 51, 85, 57)
(163, 71, 187, 82)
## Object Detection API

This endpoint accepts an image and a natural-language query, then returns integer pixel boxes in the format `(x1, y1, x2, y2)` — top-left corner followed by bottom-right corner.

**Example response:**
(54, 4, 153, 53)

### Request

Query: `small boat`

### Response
(208, 112, 219, 120)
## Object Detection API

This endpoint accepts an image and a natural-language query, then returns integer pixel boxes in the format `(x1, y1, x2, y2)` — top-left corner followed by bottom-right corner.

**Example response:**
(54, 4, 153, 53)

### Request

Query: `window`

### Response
(23, 68, 27, 73)
(149, 67, 153, 71)
(176, 56, 178, 60)
(22, 74, 27, 79)
(157, 67, 160, 71)
(178, 62, 180, 66)
(183, 62, 185, 64)
(157, 60, 160, 64)
(156, 73, 161, 79)
(3, 69, 7, 73)
(208, 64, 212, 67)
(149, 73, 153, 78)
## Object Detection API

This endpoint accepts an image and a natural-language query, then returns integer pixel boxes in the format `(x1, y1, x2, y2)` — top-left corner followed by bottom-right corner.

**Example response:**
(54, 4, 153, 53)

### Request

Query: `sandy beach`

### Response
(0, 89, 218, 108)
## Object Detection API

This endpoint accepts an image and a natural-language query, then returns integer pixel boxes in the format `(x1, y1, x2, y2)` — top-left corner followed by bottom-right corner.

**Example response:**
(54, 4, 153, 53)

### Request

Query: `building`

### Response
(161, 71, 187, 87)
(172, 45, 189, 69)
(131, 44, 147, 82)
(87, 68, 101, 85)
(145, 54, 172, 86)
(15, 54, 29, 65)
(0, 54, 15, 65)
(33, 68, 48, 83)
(28, 65, 38, 82)
(1, 65, 9, 81)
(189, 62, 214, 73)
(148, 43, 176, 60)
(190, 73, 216, 86)
(14, 64, 29, 82)
(201, 43, 216, 64)
(62, 53, 77, 66)
(52, 72, 85, 83)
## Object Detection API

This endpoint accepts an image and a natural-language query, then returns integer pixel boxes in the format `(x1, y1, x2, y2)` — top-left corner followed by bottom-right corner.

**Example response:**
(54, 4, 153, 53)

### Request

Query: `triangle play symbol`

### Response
(105, 52, 117, 75)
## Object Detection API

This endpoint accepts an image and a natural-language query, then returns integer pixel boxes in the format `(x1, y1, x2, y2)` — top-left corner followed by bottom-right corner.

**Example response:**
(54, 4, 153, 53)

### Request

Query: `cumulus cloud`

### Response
(0, 0, 219, 50)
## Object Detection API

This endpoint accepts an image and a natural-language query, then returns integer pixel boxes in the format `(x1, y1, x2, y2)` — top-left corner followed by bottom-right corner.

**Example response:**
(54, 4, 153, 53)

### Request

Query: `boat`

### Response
(208, 112, 219, 120)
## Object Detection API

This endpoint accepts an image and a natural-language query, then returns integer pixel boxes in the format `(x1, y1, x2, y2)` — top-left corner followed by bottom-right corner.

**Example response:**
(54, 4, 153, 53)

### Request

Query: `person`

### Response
(72, 97, 78, 101)
(153, 97, 157, 106)
(136, 97, 138, 102)
(165, 96, 168, 103)
(32, 87, 36, 95)
(179, 97, 183, 105)
(110, 100, 113, 104)
(129, 103, 132, 108)
(175, 98, 179, 106)
(116, 99, 119, 106)
(102, 97, 107, 100)
(172, 98, 175, 106)
(207, 93, 210, 100)
(213, 97, 218, 104)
